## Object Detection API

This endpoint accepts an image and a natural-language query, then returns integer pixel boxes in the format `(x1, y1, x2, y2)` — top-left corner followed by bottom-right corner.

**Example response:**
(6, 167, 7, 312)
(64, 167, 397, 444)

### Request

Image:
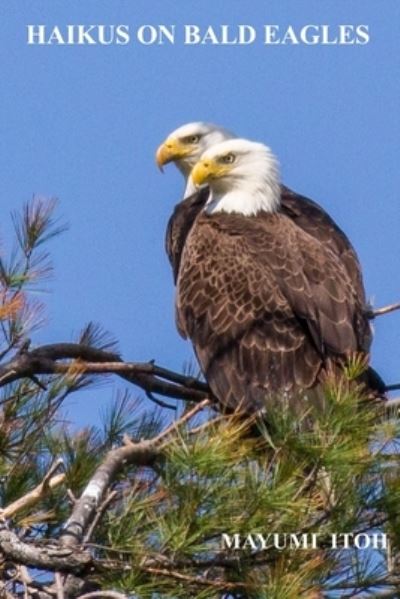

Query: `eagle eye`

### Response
(183, 134, 200, 144)
(221, 153, 236, 164)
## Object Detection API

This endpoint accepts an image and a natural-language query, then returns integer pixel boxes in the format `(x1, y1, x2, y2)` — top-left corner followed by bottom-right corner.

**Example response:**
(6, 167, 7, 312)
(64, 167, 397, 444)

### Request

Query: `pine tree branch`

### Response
(77, 593, 129, 599)
(368, 301, 400, 318)
(385, 384, 400, 392)
(54, 572, 65, 599)
(0, 586, 17, 599)
(139, 565, 246, 590)
(0, 528, 92, 573)
(0, 343, 210, 402)
(0, 459, 65, 521)
(82, 490, 118, 545)
(60, 399, 209, 549)
(59, 438, 160, 548)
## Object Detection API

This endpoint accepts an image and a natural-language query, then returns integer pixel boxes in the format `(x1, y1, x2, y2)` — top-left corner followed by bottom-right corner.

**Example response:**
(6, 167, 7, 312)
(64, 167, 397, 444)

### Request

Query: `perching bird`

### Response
(156, 122, 369, 334)
(156, 121, 235, 199)
(156, 122, 235, 283)
(174, 138, 375, 413)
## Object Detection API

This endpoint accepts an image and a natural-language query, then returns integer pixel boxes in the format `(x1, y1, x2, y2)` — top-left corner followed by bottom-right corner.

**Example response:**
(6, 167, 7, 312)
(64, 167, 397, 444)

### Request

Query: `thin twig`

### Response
(385, 384, 400, 392)
(67, 489, 77, 504)
(140, 565, 246, 590)
(17, 564, 30, 599)
(0, 587, 17, 599)
(188, 414, 226, 436)
(369, 302, 400, 318)
(83, 490, 118, 545)
(156, 398, 211, 445)
(54, 572, 65, 599)
(146, 391, 177, 411)
(77, 593, 129, 599)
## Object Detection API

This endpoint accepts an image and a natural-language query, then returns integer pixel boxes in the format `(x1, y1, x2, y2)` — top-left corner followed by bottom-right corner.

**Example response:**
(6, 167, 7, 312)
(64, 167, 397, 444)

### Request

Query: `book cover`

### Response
(1, 2, 399, 597)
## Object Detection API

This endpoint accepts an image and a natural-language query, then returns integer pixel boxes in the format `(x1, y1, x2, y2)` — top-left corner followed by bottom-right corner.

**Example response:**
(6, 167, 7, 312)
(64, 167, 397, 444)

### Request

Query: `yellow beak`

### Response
(191, 159, 218, 187)
(155, 137, 190, 171)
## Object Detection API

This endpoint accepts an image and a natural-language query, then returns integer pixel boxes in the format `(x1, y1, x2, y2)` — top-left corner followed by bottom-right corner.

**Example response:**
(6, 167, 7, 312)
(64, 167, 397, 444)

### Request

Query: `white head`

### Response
(191, 139, 281, 216)
(156, 122, 236, 197)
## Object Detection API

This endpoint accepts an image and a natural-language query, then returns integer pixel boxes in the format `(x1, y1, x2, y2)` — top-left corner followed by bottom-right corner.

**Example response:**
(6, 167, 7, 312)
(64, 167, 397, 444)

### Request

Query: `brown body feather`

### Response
(175, 209, 372, 412)
(166, 187, 210, 283)
(166, 186, 367, 316)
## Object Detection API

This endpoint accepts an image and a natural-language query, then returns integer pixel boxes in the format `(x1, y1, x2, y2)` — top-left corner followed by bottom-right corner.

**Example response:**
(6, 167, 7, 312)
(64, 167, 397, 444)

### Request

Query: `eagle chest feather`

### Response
(175, 212, 332, 410)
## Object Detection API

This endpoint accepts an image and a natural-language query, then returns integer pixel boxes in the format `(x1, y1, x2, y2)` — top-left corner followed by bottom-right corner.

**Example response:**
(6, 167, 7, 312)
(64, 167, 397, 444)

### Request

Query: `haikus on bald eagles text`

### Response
(26, 24, 370, 46)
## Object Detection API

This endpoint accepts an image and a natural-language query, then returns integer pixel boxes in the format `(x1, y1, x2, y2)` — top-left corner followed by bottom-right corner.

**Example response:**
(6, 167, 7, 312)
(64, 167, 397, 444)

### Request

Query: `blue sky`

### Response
(1, 1, 399, 425)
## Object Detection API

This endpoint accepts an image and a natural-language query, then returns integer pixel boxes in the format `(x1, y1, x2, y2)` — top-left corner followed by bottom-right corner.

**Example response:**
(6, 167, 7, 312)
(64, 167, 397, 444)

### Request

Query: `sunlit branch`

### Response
(368, 301, 400, 318)
(0, 343, 210, 403)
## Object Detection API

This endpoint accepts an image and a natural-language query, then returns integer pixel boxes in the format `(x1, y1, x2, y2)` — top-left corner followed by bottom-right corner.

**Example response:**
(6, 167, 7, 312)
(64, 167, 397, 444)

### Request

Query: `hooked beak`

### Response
(191, 159, 216, 187)
(155, 137, 191, 172)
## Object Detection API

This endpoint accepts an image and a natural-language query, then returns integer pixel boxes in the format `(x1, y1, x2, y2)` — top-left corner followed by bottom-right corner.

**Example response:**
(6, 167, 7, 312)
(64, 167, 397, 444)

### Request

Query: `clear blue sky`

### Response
(1, 1, 399, 425)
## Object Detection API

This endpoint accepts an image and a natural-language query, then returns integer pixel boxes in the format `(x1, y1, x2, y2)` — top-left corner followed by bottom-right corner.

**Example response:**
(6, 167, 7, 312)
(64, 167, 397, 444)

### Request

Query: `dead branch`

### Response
(54, 572, 65, 599)
(0, 528, 91, 573)
(3, 341, 400, 400)
(385, 384, 400, 392)
(0, 343, 210, 402)
(59, 439, 159, 548)
(0, 459, 65, 521)
(369, 302, 400, 318)
(82, 490, 118, 545)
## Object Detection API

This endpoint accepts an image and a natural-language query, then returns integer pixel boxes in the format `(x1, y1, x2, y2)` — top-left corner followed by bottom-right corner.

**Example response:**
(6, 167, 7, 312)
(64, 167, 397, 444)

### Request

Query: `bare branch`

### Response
(385, 384, 400, 392)
(59, 438, 159, 548)
(0, 585, 18, 599)
(54, 572, 65, 599)
(0, 528, 91, 572)
(0, 343, 210, 403)
(0, 459, 65, 520)
(82, 490, 118, 545)
(369, 301, 400, 318)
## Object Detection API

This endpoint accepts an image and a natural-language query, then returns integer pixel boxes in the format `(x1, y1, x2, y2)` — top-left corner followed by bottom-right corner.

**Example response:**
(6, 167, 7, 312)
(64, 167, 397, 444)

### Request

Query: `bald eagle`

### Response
(156, 123, 368, 326)
(174, 138, 375, 412)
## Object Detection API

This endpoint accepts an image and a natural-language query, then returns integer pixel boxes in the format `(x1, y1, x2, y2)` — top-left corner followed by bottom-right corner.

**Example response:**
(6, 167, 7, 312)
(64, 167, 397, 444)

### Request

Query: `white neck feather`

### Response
(206, 187, 279, 216)
(184, 176, 197, 199)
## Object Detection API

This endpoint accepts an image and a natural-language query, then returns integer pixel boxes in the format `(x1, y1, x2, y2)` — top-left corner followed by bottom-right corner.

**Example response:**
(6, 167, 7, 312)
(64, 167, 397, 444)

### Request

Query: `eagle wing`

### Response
(165, 184, 368, 314)
(280, 185, 367, 308)
(165, 188, 209, 282)
(176, 211, 368, 412)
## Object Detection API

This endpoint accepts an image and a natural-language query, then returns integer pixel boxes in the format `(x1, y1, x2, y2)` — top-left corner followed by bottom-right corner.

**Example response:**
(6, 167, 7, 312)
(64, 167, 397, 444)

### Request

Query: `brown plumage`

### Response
(176, 209, 371, 412)
(166, 185, 368, 314)
(166, 187, 209, 283)
(170, 138, 381, 413)
(280, 185, 367, 310)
